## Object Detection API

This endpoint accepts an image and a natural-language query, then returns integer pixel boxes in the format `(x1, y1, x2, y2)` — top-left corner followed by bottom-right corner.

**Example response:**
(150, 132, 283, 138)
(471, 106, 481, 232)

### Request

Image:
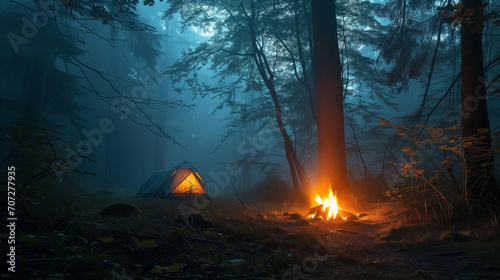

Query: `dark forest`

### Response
(1, 0, 500, 279)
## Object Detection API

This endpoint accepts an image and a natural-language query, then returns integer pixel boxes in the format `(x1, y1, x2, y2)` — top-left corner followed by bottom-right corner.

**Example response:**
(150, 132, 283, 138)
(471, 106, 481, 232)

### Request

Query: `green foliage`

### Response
(60, 0, 157, 31)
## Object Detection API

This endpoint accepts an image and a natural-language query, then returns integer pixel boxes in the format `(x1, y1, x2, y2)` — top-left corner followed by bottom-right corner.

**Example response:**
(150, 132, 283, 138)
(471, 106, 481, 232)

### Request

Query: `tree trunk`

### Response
(311, 0, 350, 198)
(460, 0, 499, 207)
(247, 0, 310, 199)
(269, 89, 310, 199)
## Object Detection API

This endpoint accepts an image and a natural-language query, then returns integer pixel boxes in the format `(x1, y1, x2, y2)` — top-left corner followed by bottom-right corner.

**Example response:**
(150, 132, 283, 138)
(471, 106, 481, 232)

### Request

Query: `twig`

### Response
(177, 214, 200, 239)
(181, 235, 191, 245)
(185, 236, 220, 245)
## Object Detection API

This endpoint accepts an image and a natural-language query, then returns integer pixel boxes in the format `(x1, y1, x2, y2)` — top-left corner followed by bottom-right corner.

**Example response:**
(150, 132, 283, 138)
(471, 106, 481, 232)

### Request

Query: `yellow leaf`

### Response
(141, 239, 157, 248)
(167, 263, 179, 273)
(199, 257, 212, 264)
(132, 236, 141, 246)
(379, 118, 390, 125)
(213, 251, 223, 265)
(132, 237, 157, 248)
(76, 235, 86, 242)
(151, 267, 163, 273)
(98, 236, 114, 244)
(203, 230, 212, 236)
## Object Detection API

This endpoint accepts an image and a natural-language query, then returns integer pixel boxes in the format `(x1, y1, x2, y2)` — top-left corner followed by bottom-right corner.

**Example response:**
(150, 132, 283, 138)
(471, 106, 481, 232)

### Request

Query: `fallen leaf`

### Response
(98, 236, 114, 244)
(198, 257, 212, 264)
(76, 235, 86, 242)
(214, 251, 223, 265)
(167, 263, 179, 273)
(150, 267, 163, 273)
(132, 237, 157, 248)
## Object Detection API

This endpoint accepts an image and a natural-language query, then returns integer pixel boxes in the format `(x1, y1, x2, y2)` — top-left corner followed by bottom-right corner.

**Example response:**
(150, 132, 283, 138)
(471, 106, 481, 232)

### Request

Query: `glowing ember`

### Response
(308, 189, 345, 220)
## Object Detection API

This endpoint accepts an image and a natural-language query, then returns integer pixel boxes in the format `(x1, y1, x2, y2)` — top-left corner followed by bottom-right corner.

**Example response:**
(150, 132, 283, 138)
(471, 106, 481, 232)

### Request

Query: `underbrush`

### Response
(381, 120, 500, 227)
(13, 182, 500, 279)
(373, 196, 500, 269)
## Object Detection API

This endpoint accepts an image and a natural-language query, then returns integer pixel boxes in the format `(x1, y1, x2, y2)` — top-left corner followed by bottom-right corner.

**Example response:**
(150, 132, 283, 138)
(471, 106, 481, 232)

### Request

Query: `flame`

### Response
(314, 189, 340, 220)
(306, 188, 354, 220)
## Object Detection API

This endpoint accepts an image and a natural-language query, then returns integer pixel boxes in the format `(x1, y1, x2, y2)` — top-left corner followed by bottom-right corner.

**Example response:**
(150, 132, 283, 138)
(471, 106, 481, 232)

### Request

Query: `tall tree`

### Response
(378, 0, 500, 213)
(164, 0, 313, 198)
(311, 0, 350, 197)
(459, 0, 499, 206)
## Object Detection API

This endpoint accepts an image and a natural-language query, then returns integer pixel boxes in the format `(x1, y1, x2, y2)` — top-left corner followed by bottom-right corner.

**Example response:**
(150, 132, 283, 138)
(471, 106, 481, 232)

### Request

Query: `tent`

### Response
(136, 165, 208, 198)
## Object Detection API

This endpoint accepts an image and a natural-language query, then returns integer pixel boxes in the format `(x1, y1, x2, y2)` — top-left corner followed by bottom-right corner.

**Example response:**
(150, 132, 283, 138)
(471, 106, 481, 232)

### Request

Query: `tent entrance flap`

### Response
(170, 173, 204, 194)
(137, 165, 208, 198)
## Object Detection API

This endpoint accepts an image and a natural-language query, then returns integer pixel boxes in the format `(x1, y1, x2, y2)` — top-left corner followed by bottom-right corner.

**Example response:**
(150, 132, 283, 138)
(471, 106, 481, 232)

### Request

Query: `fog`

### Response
(1, 0, 499, 202)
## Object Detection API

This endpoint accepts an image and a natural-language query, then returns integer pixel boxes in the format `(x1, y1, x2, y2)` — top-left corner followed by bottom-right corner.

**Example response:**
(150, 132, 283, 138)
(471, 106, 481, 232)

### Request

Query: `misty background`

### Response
(1, 0, 499, 200)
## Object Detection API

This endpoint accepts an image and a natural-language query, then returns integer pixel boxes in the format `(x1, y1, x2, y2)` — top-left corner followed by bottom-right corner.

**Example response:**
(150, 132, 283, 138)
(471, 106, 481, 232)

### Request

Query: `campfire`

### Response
(307, 188, 347, 221)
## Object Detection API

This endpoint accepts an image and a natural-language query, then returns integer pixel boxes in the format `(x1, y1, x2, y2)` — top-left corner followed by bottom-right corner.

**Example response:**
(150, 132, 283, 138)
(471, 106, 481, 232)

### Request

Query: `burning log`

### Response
(307, 205, 359, 221)
(338, 209, 358, 220)
(307, 189, 343, 220)
(307, 189, 360, 221)
(308, 204, 339, 220)
(308, 205, 323, 219)
(322, 206, 330, 220)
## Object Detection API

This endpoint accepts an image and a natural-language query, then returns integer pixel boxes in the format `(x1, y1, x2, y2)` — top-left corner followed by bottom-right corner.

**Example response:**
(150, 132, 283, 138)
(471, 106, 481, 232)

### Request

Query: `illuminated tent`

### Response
(136, 166, 208, 198)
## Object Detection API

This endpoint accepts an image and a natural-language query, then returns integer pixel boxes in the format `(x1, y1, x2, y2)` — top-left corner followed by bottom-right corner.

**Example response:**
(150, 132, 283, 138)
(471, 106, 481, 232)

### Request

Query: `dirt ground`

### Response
(5, 194, 500, 280)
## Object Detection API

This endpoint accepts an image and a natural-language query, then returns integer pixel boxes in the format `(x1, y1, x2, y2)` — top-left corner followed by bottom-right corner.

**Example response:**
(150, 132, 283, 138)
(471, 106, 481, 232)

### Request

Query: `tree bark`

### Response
(311, 0, 350, 198)
(460, 0, 499, 207)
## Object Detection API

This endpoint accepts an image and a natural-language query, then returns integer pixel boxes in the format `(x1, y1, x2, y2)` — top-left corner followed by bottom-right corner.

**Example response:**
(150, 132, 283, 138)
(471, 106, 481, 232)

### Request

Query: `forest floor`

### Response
(6, 192, 500, 280)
